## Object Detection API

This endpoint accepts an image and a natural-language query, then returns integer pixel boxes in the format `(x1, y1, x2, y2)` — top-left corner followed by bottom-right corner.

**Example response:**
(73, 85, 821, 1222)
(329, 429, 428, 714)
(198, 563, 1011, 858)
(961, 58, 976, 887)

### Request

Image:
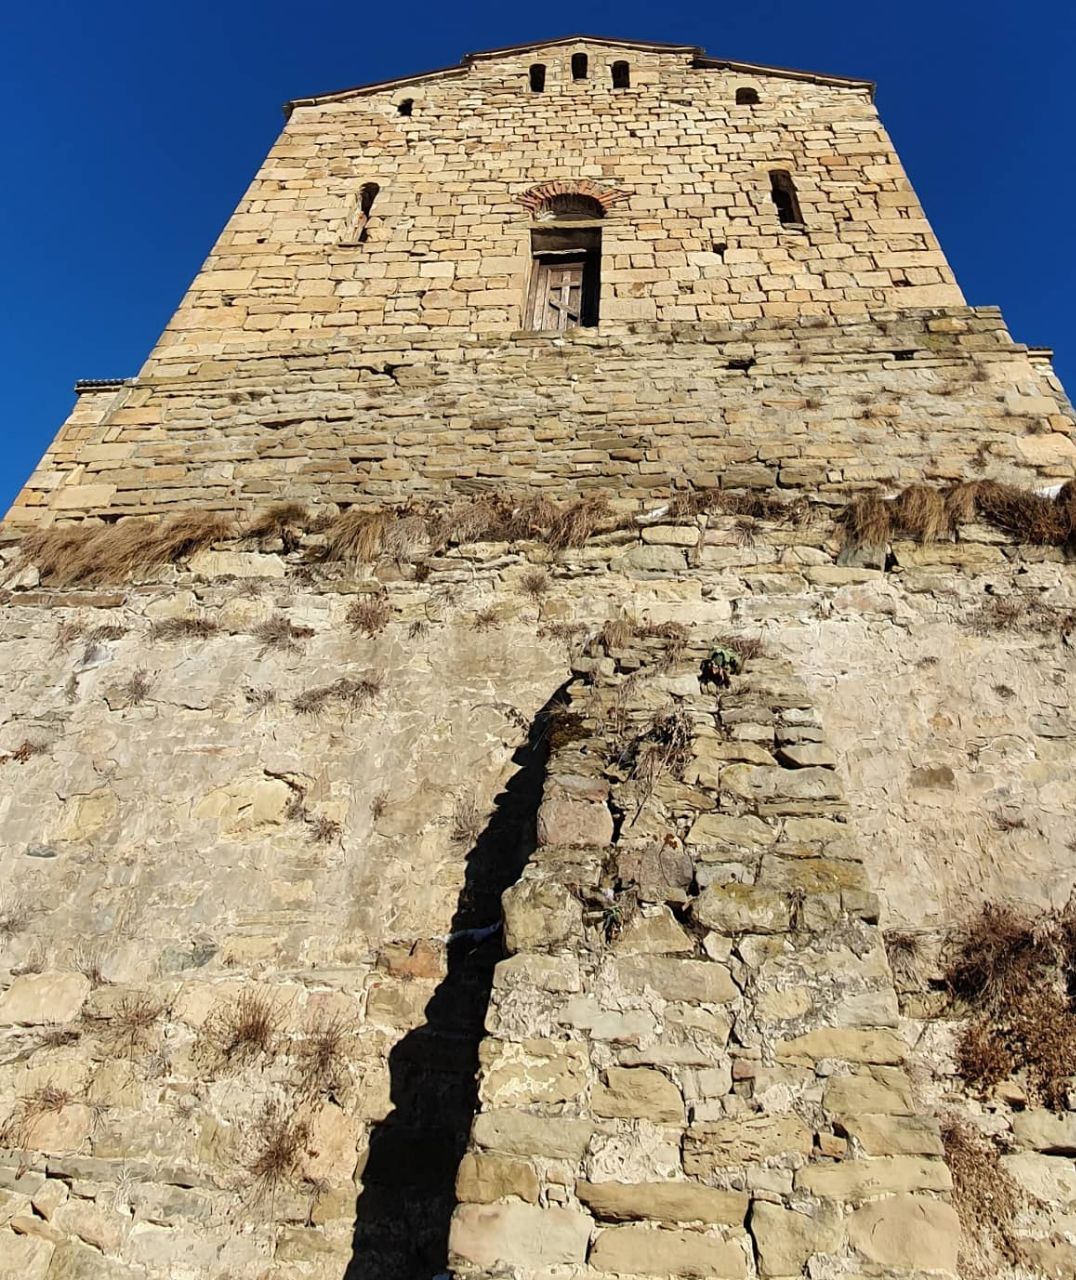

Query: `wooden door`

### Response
(531, 258, 585, 330)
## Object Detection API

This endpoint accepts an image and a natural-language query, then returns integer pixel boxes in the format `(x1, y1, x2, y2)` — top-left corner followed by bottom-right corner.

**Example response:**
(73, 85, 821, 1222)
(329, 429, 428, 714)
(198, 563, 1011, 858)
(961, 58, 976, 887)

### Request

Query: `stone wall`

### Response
(0, 506, 1074, 1277)
(8, 310, 1075, 526)
(450, 635, 957, 1279)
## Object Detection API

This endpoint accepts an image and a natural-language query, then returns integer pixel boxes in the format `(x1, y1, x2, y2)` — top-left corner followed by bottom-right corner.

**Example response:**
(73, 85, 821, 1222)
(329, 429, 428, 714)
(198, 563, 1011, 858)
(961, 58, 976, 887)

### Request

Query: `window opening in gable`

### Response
(344, 181, 380, 245)
(536, 193, 605, 221)
(769, 170, 804, 228)
(612, 61, 630, 88)
(530, 63, 546, 92)
(527, 224, 601, 331)
(571, 53, 588, 81)
(397, 98, 413, 116)
(736, 86, 760, 105)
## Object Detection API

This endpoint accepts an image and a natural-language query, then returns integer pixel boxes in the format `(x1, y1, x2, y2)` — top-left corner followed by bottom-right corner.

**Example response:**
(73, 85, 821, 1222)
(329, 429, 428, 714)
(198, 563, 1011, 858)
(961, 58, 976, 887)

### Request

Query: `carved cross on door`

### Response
(532, 258, 585, 330)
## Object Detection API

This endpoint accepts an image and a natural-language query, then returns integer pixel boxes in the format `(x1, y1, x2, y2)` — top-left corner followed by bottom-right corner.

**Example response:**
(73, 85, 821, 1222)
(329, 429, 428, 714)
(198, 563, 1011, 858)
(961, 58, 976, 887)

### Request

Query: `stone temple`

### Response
(1, 32, 1075, 1280)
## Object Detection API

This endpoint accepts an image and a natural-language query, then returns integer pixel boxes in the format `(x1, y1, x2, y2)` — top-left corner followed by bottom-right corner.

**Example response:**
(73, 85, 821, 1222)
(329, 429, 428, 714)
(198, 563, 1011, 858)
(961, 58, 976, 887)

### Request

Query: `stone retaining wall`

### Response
(450, 634, 957, 1277)
(8, 310, 1075, 527)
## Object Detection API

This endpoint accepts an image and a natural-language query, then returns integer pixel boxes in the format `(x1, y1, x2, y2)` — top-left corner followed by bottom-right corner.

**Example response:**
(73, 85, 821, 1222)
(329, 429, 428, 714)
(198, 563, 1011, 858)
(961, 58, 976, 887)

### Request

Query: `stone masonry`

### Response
(2, 32, 1076, 1280)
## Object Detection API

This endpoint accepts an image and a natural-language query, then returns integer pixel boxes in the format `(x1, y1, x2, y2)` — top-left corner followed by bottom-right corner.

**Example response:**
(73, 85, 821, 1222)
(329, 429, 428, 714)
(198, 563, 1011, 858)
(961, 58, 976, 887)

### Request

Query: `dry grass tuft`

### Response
(1, 740, 48, 765)
(711, 632, 767, 661)
(595, 616, 638, 651)
(321, 508, 386, 563)
(111, 669, 153, 707)
(891, 484, 949, 541)
(2, 1084, 73, 1149)
(884, 930, 924, 987)
(150, 615, 219, 641)
(471, 605, 501, 632)
(539, 620, 589, 645)
(252, 615, 315, 653)
(946, 901, 1076, 1108)
(244, 502, 309, 552)
(837, 494, 891, 551)
(450, 792, 485, 847)
(941, 1119, 1023, 1273)
(292, 674, 382, 716)
(546, 494, 611, 551)
(945, 902, 1059, 1010)
(199, 991, 283, 1072)
(248, 1102, 309, 1202)
(22, 511, 233, 586)
(967, 479, 1071, 544)
(73, 942, 108, 986)
(0, 893, 31, 939)
(106, 993, 165, 1057)
(346, 596, 391, 636)
(520, 568, 551, 601)
(294, 1012, 353, 1098)
(307, 815, 341, 844)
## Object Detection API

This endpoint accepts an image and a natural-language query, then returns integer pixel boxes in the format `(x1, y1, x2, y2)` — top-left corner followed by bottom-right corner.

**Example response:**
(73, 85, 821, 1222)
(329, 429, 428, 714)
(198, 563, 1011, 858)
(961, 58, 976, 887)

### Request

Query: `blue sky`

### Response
(4, 0, 1074, 514)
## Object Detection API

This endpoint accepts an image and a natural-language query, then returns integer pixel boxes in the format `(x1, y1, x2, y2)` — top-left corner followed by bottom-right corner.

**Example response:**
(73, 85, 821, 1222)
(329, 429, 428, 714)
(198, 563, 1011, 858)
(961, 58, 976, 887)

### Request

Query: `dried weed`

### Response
(346, 596, 391, 636)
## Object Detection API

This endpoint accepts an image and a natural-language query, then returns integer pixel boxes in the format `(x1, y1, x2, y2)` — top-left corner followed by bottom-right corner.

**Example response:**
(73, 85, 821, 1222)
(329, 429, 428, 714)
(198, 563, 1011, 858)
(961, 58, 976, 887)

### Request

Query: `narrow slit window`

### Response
(529, 63, 546, 92)
(397, 98, 413, 116)
(612, 61, 630, 88)
(571, 53, 588, 81)
(769, 170, 804, 227)
(346, 181, 380, 245)
(736, 86, 760, 105)
(527, 225, 601, 331)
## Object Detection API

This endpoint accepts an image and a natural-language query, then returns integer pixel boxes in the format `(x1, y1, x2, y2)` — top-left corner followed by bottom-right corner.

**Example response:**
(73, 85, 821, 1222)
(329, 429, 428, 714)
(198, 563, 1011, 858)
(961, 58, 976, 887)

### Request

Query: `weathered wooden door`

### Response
(531, 258, 585, 330)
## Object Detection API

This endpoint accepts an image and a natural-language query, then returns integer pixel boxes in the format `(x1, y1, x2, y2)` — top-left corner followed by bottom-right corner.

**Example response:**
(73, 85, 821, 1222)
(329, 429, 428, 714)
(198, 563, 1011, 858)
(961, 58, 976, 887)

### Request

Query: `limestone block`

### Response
(721, 764, 843, 803)
(299, 1102, 360, 1183)
(576, 1180, 748, 1224)
(592, 1067, 685, 1123)
(502, 878, 583, 953)
(750, 1201, 843, 1276)
(365, 979, 433, 1028)
(1001, 1152, 1076, 1205)
(471, 1110, 592, 1160)
(686, 813, 777, 848)
(693, 883, 790, 934)
(0, 1233, 54, 1280)
(186, 549, 285, 578)
(641, 525, 699, 546)
(614, 956, 738, 1004)
(612, 906, 695, 955)
(455, 1152, 539, 1204)
(478, 1038, 589, 1106)
(611, 545, 687, 573)
(1013, 1111, 1076, 1154)
(777, 743, 836, 768)
(536, 792, 613, 848)
(448, 1202, 591, 1269)
(824, 1072, 915, 1116)
(192, 774, 292, 836)
(842, 1113, 944, 1157)
(52, 1200, 127, 1255)
(494, 953, 582, 993)
(51, 484, 116, 511)
(0, 973, 90, 1026)
(795, 1155, 952, 1197)
(775, 1029, 906, 1065)
(847, 1194, 960, 1271)
(589, 1225, 747, 1277)
(683, 1115, 813, 1171)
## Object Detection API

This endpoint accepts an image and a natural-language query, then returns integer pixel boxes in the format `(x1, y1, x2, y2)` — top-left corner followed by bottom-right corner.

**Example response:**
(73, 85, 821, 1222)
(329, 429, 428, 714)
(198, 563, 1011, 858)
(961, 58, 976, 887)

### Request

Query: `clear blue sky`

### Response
(4, 0, 1074, 514)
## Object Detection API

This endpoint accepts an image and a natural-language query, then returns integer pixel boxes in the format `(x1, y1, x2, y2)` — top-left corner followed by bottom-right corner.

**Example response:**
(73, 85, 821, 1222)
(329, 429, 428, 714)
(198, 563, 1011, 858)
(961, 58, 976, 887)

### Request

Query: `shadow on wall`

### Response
(344, 685, 566, 1279)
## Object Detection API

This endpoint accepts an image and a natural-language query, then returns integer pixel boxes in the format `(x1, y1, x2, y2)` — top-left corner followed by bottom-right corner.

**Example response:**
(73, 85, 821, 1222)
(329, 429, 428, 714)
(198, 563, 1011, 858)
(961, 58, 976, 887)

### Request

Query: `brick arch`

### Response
(516, 179, 630, 214)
